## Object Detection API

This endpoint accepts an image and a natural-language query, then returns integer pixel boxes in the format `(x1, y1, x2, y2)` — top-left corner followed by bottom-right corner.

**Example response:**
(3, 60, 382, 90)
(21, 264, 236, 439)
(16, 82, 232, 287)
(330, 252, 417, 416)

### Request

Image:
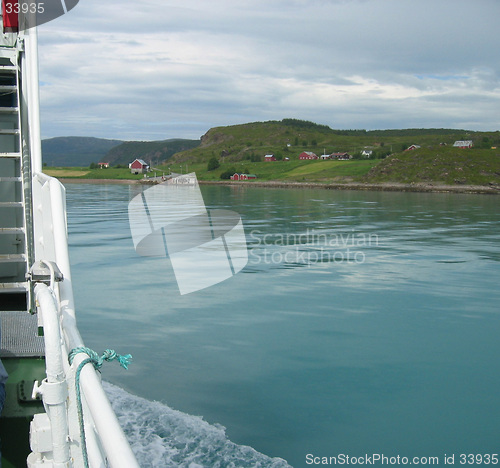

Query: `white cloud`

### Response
(36, 0, 500, 140)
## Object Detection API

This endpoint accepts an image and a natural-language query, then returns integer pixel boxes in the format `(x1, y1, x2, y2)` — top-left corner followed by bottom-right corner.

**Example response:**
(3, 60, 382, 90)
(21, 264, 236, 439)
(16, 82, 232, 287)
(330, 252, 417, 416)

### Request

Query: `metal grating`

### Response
(0, 311, 45, 357)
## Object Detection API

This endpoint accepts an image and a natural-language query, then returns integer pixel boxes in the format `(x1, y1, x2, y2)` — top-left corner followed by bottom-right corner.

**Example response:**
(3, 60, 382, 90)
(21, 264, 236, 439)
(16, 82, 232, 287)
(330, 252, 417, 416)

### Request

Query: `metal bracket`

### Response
(17, 380, 42, 404)
(27, 260, 64, 285)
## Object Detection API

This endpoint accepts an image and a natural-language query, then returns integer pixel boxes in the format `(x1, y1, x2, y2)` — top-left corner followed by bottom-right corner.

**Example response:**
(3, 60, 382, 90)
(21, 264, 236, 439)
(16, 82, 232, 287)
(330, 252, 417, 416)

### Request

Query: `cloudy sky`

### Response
(37, 0, 500, 141)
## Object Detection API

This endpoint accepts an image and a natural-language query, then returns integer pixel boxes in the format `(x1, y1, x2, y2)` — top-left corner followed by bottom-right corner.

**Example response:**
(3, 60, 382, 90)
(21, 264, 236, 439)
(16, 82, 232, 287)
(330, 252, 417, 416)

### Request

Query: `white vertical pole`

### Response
(33, 283, 71, 467)
(25, 25, 43, 174)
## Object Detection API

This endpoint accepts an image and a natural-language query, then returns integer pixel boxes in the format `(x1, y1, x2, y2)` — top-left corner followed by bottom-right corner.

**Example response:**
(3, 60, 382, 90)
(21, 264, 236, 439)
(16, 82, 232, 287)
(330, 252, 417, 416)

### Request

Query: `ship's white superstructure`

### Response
(0, 8, 139, 467)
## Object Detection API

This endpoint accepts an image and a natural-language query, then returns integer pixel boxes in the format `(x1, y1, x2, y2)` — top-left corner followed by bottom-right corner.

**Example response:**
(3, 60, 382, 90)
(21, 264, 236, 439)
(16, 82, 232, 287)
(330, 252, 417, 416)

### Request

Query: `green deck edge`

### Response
(0, 357, 46, 467)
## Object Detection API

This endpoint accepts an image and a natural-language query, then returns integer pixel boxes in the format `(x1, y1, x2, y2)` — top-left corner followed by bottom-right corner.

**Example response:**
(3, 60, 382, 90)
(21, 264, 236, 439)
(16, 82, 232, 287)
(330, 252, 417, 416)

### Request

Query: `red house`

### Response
(299, 151, 318, 160)
(264, 154, 276, 162)
(230, 173, 257, 181)
(129, 159, 150, 174)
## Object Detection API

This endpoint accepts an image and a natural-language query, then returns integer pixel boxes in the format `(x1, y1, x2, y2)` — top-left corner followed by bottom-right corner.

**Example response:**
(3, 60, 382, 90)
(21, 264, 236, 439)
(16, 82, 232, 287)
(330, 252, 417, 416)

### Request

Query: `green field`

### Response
(152, 158, 379, 183)
(44, 167, 145, 180)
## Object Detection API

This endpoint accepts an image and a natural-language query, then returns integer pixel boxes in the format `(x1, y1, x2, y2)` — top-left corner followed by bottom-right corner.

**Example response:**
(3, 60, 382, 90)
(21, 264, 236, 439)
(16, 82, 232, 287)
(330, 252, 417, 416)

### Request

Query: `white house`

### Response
(453, 140, 473, 148)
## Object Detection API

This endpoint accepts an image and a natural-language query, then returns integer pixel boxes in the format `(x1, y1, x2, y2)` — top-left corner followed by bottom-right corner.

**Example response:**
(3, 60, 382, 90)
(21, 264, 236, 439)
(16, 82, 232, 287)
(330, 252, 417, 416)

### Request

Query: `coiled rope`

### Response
(68, 347, 132, 467)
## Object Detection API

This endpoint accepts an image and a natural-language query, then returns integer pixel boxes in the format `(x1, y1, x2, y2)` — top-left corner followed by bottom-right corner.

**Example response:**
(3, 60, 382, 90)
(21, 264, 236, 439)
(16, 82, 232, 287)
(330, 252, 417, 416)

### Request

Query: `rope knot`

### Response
(103, 348, 132, 369)
(69, 346, 132, 371)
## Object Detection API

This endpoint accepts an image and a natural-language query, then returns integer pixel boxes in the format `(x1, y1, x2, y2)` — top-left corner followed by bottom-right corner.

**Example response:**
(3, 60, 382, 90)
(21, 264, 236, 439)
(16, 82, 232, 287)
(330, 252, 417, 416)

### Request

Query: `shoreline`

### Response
(58, 178, 141, 185)
(198, 180, 500, 195)
(57, 178, 500, 195)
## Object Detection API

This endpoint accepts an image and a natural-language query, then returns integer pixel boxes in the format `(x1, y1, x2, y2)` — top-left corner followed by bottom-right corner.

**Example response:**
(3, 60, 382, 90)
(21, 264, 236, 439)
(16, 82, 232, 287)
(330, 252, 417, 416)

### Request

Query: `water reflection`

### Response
(63, 183, 500, 468)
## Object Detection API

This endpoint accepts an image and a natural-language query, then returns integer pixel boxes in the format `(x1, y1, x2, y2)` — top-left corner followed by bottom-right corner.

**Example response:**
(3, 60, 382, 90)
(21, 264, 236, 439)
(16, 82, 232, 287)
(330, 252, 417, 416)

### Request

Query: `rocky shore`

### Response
(199, 180, 500, 195)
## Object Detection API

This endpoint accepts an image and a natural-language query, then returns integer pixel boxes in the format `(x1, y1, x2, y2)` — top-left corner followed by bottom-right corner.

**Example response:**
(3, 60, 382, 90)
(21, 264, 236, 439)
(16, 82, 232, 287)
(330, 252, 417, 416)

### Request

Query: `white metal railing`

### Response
(30, 173, 140, 468)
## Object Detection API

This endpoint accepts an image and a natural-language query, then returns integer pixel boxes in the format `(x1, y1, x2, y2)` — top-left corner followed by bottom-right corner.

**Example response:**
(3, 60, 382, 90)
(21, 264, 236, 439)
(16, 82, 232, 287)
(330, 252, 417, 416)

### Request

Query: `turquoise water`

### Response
(65, 183, 500, 467)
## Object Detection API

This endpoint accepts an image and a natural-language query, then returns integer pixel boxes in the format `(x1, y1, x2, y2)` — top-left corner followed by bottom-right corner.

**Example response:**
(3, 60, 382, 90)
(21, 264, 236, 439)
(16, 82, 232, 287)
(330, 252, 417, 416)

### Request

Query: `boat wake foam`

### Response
(103, 382, 292, 468)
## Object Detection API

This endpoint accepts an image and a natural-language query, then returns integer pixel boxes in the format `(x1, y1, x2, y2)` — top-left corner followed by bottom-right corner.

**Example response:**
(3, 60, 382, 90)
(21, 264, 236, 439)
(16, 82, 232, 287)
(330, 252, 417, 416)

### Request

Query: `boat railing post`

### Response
(28, 282, 71, 468)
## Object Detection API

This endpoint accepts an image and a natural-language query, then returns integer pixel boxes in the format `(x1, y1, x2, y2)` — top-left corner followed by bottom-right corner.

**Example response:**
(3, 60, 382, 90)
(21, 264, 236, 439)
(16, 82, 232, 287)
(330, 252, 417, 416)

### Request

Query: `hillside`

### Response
(157, 119, 500, 188)
(42, 136, 123, 167)
(362, 146, 500, 187)
(170, 119, 500, 165)
(104, 139, 200, 167)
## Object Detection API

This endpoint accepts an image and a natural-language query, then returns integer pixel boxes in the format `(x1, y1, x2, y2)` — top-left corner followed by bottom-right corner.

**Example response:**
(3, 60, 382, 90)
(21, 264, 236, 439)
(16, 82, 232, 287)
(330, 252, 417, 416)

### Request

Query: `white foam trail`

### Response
(103, 382, 292, 468)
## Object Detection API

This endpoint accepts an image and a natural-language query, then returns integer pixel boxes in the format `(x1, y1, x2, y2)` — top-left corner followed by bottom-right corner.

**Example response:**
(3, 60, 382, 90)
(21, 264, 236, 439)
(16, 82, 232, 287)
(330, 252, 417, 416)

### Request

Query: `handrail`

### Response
(31, 173, 140, 468)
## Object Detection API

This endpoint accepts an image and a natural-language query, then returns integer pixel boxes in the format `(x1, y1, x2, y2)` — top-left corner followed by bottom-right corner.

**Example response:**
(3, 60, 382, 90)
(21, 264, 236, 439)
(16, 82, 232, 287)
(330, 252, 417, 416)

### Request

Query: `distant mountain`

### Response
(42, 137, 123, 167)
(104, 139, 201, 167)
(41, 136, 200, 167)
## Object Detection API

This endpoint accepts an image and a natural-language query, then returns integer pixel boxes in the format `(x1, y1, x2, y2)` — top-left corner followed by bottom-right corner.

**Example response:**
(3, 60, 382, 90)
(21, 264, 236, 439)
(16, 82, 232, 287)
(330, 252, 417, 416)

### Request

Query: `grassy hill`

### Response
(42, 136, 123, 167)
(170, 119, 499, 164)
(157, 119, 500, 186)
(362, 146, 500, 187)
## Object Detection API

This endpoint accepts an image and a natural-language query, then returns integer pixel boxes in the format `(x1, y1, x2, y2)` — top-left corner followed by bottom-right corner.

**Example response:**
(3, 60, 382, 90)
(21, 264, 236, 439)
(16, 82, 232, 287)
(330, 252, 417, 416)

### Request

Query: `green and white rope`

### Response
(68, 347, 132, 468)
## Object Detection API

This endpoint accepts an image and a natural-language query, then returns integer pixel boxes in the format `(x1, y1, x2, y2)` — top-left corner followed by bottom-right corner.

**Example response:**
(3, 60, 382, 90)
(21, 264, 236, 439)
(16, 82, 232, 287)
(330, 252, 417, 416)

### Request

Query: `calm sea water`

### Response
(65, 183, 500, 467)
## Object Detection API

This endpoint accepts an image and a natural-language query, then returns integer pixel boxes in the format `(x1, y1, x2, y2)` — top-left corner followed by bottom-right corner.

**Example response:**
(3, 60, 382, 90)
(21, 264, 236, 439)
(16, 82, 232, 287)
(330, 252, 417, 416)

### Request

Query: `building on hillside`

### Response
(453, 140, 474, 148)
(264, 154, 276, 161)
(405, 144, 421, 151)
(299, 151, 318, 160)
(331, 152, 351, 160)
(361, 150, 373, 157)
(320, 154, 331, 160)
(129, 159, 150, 174)
(97, 162, 109, 168)
(230, 173, 257, 181)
